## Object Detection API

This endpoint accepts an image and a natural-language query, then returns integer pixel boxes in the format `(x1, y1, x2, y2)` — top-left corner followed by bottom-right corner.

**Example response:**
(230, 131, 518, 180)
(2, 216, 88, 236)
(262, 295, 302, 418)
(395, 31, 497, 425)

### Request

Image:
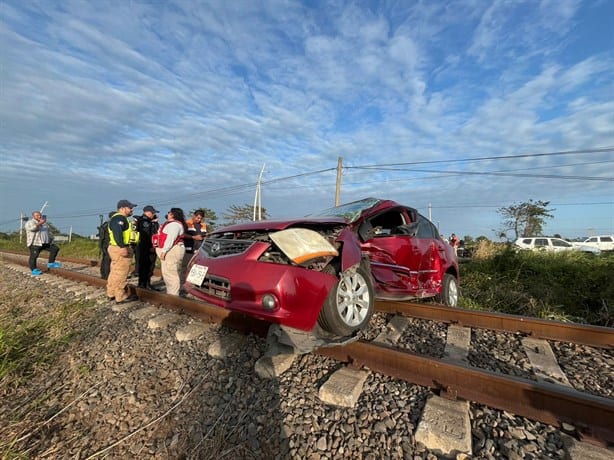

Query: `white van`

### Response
(578, 235, 614, 252)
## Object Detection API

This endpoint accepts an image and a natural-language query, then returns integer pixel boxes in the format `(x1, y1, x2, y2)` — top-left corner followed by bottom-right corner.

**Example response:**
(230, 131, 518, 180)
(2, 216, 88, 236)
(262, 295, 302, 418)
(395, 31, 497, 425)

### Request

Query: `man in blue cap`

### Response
(135, 205, 160, 289)
(106, 199, 139, 303)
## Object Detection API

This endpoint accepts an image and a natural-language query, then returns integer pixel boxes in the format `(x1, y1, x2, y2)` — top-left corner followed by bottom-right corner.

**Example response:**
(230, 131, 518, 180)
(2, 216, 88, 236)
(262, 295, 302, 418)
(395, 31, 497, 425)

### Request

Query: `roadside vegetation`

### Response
(459, 240, 613, 326)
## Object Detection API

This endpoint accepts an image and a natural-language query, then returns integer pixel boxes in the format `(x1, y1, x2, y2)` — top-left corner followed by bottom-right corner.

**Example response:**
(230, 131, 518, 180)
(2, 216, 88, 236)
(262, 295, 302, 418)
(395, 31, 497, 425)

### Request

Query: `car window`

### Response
(522, 239, 532, 245)
(368, 210, 406, 236)
(588, 237, 598, 243)
(535, 239, 548, 247)
(552, 239, 571, 247)
(601, 237, 612, 242)
(416, 215, 436, 239)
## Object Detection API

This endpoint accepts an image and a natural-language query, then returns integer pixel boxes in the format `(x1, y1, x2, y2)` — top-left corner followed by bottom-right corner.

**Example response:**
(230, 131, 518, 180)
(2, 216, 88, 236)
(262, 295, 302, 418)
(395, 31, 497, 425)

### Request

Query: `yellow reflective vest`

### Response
(108, 213, 140, 246)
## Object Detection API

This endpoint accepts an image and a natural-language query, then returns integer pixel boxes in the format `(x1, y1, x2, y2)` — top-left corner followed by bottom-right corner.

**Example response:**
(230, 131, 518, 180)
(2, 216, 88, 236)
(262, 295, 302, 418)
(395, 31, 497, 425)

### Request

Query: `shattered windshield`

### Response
(310, 197, 382, 222)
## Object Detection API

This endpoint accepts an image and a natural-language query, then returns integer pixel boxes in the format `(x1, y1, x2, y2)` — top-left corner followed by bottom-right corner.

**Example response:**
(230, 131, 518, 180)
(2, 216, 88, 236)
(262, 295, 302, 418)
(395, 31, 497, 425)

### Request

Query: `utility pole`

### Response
(253, 164, 265, 221)
(335, 157, 342, 206)
(428, 203, 432, 221)
(20, 212, 25, 244)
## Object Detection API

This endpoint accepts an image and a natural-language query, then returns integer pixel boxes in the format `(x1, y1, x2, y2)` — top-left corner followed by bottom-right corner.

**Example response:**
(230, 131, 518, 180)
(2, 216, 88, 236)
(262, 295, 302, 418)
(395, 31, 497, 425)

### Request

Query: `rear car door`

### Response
(413, 214, 446, 293)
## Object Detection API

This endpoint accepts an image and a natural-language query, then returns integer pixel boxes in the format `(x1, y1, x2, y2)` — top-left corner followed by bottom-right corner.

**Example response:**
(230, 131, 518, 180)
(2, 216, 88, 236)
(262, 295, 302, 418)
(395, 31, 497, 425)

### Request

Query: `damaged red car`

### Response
(184, 197, 459, 337)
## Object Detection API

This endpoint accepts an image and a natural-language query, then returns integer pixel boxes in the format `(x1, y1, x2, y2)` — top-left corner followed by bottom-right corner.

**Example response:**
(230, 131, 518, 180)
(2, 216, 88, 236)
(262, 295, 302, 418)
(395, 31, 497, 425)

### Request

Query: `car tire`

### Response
(436, 273, 459, 307)
(317, 264, 374, 337)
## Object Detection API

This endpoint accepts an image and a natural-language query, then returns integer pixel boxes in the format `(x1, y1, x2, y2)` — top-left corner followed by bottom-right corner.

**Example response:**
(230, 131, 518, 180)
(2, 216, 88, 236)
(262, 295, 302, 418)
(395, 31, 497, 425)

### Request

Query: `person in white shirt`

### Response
(155, 208, 186, 296)
(25, 211, 61, 275)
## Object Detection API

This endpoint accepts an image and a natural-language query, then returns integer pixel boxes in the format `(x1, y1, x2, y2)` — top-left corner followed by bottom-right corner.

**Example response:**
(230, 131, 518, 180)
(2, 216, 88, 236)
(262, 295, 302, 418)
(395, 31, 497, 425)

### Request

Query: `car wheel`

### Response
(318, 264, 374, 336)
(436, 273, 459, 307)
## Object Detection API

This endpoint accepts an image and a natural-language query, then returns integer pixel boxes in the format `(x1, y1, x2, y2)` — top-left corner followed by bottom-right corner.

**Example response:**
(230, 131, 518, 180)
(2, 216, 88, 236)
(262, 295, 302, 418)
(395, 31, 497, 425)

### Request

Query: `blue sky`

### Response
(1, 0, 612, 239)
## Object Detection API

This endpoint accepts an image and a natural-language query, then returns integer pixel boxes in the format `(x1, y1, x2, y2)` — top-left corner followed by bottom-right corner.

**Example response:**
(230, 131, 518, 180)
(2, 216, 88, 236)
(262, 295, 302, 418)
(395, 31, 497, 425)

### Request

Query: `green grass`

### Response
(459, 245, 613, 326)
(0, 232, 100, 259)
(0, 294, 95, 389)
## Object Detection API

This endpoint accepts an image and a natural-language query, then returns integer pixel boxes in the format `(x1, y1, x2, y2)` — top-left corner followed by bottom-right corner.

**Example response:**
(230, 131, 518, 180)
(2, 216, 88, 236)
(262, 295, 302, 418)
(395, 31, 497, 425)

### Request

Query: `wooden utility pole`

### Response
(335, 157, 342, 206)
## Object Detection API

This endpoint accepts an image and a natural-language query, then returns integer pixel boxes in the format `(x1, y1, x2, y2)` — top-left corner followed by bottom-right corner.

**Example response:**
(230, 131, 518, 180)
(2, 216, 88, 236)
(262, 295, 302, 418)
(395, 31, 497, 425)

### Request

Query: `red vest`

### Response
(152, 220, 184, 248)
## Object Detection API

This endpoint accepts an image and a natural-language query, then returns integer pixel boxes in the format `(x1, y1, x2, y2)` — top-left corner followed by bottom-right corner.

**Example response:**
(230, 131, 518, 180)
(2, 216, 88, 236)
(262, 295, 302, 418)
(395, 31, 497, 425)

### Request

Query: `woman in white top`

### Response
(156, 208, 186, 296)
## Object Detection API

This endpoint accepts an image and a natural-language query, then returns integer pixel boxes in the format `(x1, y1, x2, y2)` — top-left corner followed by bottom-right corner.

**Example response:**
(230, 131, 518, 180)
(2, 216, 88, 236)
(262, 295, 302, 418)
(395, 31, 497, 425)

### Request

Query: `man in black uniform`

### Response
(98, 211, 115, 279)
(135, 205, 160, 289)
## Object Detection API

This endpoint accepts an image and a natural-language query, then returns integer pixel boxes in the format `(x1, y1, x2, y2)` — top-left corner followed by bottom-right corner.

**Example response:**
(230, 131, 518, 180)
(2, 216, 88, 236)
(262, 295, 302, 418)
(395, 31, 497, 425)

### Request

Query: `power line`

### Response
(345, 167, 612, 181)
(2, 147, 611, 227)
(345, 146, 614, 169)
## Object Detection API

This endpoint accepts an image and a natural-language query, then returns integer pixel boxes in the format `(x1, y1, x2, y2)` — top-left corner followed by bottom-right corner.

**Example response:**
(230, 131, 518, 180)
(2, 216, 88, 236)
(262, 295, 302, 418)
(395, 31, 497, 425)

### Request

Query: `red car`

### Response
(184, 198, 459, 337)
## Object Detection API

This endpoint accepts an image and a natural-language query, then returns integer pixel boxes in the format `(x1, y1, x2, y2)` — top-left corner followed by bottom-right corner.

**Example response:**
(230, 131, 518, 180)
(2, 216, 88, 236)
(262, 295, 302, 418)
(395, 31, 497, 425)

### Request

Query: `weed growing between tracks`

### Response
(0, 286, 97, 389)
(459, 245, 614, 326)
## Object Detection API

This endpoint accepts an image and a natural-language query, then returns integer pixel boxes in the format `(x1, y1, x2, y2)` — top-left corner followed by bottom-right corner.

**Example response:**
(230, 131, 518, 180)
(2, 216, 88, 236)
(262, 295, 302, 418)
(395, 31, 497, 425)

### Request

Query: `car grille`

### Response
(201, 239, 254, 258)
(193, 274, 231, 300)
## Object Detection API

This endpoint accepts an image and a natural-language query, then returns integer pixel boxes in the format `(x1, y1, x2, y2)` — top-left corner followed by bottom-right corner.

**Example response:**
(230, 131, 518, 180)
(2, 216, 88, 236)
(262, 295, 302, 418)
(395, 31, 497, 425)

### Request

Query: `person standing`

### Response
(98, 211, 114, 280)
(25, 211, 61, 276)
(449, 233, 459, 257)
(107, 199, 139, 303)
(155, 208, 186, 296)
(184, 209, 207, 255)
(135, 205, 160, 289)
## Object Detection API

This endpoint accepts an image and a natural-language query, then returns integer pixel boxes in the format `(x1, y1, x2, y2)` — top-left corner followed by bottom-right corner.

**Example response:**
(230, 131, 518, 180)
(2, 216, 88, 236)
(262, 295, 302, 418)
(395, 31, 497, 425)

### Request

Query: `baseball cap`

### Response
(143, 205, 159, 213)
(117, 199, 137, 209)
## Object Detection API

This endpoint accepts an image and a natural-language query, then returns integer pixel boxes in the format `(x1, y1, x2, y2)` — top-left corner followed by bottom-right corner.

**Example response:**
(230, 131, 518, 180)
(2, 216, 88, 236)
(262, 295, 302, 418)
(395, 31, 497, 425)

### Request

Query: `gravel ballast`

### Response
(1, 262, 611, 459)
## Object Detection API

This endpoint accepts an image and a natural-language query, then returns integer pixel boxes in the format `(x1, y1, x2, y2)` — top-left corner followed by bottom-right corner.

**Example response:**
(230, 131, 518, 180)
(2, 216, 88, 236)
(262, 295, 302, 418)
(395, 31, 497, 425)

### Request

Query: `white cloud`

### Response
(0, 0, 612, 237)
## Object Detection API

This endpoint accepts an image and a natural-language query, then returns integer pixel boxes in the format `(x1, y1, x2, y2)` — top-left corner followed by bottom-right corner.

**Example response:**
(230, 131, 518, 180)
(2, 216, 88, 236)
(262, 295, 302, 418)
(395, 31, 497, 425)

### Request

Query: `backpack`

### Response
(98, 221, 110, 249)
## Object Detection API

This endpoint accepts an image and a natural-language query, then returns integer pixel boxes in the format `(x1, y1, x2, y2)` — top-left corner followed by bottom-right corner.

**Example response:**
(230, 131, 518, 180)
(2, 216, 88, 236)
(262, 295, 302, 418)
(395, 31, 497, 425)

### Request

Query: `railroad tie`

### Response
(318, 315, 410, 408)
(414, 324, 472, 456)
(521, 337, 571, 386)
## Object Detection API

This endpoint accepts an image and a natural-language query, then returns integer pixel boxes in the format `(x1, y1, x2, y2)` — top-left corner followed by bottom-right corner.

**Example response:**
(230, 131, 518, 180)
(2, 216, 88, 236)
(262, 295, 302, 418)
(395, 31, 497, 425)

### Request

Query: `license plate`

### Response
(187, 264, 208, 286)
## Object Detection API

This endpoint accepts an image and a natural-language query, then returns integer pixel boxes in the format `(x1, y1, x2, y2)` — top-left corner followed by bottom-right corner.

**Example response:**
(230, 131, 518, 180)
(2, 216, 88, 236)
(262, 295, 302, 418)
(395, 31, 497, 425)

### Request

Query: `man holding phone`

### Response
(25, 211, 61, 275)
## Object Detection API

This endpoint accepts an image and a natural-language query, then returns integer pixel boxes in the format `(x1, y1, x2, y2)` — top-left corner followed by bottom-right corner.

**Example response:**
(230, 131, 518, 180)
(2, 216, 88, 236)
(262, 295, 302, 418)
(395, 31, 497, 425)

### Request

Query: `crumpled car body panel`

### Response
(184, 197, 458, 331)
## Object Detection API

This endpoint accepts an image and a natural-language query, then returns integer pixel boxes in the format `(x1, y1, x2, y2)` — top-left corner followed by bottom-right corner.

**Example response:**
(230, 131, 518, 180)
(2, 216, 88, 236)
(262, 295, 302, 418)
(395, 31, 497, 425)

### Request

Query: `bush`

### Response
(459, 247, 613, 326)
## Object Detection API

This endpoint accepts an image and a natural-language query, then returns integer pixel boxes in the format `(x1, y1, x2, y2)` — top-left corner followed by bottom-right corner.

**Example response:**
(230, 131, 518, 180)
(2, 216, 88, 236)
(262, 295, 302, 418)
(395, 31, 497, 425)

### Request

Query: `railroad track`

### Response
(2, 251, 613, 456)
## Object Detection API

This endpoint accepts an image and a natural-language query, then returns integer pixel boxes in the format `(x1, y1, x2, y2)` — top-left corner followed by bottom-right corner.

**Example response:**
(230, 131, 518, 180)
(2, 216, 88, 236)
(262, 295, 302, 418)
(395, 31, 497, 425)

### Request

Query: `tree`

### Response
(223, 204, 269, 226)
(497, 199, 554, 240)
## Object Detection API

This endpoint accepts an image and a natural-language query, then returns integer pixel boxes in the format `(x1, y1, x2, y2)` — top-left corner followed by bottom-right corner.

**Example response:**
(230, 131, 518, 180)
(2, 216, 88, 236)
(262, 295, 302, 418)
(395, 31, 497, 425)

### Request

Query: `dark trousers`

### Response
(137, 246, 157, 287)
(29, 243, 60, 270)
(100, 247, 111, 280)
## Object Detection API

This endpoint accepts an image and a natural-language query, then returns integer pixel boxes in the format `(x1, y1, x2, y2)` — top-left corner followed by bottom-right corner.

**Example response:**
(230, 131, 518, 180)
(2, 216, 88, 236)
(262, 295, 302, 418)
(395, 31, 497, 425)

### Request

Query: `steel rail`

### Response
(2, 251, 613, 444)
(317, 341, 614, 445)
(3, 251, 612, 347)
(376, 300, 613, 348)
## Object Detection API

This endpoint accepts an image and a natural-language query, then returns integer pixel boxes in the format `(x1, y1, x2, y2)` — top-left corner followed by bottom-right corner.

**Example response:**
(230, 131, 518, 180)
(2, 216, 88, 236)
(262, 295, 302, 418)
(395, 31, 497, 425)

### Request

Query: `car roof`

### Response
(214, 197, 416, 233)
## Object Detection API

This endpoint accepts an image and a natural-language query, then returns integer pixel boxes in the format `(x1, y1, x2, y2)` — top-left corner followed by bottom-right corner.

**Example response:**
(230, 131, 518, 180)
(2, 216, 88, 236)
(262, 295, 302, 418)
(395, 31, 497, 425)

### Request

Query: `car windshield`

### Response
(310, 197, 382, 222)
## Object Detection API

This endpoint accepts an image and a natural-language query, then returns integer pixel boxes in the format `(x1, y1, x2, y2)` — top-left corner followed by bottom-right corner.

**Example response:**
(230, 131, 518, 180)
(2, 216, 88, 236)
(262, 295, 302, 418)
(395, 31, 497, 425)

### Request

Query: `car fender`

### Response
(336, 227, 363, 271)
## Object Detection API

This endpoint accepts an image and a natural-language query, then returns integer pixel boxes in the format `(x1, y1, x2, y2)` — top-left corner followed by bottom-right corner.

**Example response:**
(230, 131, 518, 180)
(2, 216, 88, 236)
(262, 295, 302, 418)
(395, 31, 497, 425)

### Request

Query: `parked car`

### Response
(184, 197, 459, 337)
(514, 237, 601, 254)
(576, 235, 614, 252)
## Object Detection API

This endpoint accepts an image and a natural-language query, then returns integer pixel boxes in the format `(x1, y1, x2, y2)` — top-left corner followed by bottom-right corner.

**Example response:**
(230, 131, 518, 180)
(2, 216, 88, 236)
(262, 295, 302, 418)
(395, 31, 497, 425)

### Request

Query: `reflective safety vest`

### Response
(108, 213, 139, 246)
(129, 219, 140, 245)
